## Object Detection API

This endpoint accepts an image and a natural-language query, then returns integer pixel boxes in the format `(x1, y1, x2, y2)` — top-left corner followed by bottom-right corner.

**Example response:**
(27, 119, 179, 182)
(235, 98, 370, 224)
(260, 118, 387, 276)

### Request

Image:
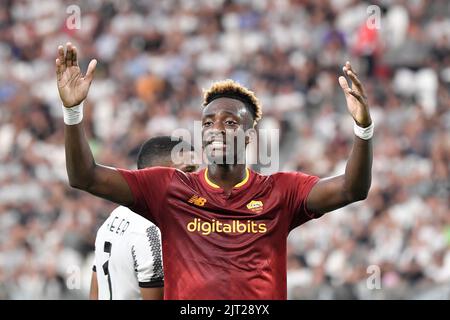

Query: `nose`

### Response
(212, 120, 225, 132)
(202, 120, 225, 144)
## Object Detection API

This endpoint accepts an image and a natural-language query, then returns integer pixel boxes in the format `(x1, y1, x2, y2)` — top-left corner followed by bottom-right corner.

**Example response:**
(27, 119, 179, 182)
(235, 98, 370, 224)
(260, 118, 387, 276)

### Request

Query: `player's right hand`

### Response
(56, 42, 97, 108)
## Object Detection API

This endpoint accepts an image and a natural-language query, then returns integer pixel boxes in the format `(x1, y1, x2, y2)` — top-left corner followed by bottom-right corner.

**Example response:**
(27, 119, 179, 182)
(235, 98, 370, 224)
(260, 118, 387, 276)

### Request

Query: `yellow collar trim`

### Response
(234, 168, 250, 188)
(204, 168, 250, 189)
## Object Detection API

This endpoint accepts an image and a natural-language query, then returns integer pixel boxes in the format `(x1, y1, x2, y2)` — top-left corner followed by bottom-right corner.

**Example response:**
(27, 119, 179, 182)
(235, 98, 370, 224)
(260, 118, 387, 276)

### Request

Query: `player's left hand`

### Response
(338, 61, 372, 127)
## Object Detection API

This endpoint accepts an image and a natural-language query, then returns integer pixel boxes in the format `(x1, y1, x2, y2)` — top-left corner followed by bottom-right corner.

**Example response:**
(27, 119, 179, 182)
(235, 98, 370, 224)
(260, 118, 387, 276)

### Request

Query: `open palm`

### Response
(56, 42, 97, 108)
(338, 61, 372, 128)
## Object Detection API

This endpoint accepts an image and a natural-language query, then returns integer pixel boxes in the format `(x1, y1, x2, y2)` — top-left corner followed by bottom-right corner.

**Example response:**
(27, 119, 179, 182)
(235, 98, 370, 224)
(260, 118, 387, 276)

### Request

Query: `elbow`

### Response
(344, 178, 372, 203)
(68, 175, 92, 191)
(67, 165, 97, 191)
(348, 189, 370, 202)
(344, 183, 370, 203)
(68, 179, 86, 190)
(354, 191, 369, 201)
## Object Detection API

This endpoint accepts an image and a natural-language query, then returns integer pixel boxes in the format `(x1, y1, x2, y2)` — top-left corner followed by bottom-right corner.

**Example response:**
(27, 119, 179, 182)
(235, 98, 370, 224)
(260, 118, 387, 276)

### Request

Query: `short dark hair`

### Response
(137, 136, 194, 169)
(202, 79, 262, 127)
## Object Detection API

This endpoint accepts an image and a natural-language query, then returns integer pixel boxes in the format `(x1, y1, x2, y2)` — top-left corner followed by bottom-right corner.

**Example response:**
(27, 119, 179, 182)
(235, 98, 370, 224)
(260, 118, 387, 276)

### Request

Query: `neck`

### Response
(206, 164, 247, 193)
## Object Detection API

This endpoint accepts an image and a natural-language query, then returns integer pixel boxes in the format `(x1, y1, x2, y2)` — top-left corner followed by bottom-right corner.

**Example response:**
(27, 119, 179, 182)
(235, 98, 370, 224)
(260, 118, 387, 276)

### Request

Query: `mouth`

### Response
(205, 137, 228, 152)
(210, 141, 225, 148)
(206, 136, 225, 146)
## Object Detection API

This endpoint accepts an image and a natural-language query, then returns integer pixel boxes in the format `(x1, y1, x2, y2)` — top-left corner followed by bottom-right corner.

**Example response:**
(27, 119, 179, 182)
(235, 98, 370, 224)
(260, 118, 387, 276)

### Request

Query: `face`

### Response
(201, 97, 253, 165)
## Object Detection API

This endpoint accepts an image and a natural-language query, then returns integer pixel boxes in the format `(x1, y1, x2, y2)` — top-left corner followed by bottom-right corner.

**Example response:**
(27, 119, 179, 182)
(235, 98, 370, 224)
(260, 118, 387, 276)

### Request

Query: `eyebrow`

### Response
(202, 111, 240, 118)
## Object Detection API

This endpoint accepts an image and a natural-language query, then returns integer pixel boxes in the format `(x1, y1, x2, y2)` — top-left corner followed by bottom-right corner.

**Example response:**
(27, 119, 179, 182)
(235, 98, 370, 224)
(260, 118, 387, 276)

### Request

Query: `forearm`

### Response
(343, 136, 372, 201)
(140, 287, 164, 300)
(64, 122, 97, 189)
(89, 271, 98, 300)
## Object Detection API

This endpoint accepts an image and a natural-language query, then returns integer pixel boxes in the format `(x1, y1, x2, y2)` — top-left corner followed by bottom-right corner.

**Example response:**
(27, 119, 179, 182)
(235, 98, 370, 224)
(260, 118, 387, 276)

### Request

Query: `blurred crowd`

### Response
(0, 0, 449, 299)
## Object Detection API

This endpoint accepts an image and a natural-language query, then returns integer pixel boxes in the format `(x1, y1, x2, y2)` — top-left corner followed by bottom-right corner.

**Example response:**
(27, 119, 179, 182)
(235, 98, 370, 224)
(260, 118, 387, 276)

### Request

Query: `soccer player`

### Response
(90, 136, 198, 300)
(56, 42, 373, 299)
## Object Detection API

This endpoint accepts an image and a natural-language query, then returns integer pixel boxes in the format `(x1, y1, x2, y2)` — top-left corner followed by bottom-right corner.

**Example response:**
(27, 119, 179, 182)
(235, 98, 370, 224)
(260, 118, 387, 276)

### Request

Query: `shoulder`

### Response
(248, 170, 296, 185)
(264, 171, 320, 192)
(110, 205, 132, 216)
(128, 166, 177, 177)
(141, 166, 177, 174)
(96, 207, 122, 236)
(120, 213, 158, 239)
(270, 171, 317, 181)
(108, 206, 157, 234)
(173, 168, 197, 181)
(248, 169, 273, 184)
(120, 207, 157, 234)
(171, 168, 203, 188)
(116, 166, 177, 182)
(95, 206, 134, 235)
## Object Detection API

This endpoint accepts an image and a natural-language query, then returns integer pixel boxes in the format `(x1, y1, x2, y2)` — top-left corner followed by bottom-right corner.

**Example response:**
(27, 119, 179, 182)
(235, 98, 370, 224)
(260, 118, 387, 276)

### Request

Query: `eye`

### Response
(225, 120, 237, 126)
(202, 121, 213, 127)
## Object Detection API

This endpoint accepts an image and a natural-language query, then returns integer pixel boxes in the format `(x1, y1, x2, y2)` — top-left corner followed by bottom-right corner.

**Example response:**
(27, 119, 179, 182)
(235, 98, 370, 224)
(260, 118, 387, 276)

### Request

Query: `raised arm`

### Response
(306, 62, 373, 215)
(56, 42, 133, 206)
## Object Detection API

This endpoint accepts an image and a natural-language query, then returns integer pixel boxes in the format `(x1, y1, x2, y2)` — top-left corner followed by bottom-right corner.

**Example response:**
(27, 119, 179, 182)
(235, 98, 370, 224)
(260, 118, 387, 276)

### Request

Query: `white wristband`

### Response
(62, 103, 83, 125)
(354, 121, 374, 140)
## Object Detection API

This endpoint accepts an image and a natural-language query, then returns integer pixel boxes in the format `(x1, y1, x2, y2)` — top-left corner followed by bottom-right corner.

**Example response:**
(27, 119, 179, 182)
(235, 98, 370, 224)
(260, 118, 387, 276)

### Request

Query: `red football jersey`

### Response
(118, 167, 319, 300)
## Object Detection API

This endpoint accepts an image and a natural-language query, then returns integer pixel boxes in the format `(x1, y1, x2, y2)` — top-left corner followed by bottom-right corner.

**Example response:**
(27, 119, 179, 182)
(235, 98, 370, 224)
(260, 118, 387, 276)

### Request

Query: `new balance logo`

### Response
(188, 195, 207, 207)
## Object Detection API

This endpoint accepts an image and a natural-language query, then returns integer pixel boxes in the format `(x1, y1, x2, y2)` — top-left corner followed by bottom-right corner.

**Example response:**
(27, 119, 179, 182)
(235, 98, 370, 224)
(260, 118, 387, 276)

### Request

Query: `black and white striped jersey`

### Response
(93, 206, 163, 300)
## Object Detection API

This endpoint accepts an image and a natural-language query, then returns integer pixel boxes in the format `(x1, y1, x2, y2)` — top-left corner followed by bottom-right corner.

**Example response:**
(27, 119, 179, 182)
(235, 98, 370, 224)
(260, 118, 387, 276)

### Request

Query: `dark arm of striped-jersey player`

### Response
(57, 43, 134, 207)
(89, 268, 98, 300)
(305, 62, 373, 216)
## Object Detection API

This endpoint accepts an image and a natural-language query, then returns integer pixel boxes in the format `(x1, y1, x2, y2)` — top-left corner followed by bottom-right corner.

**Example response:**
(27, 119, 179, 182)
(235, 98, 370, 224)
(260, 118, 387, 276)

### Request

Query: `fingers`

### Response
(343, 61, 357, 77)
(55, 58, 63, 79)
(58, 42, 80, 69)
(72, 45, 78, 67)
(65, 42, 73, 67)
(348, 89, 366, 105)
(339, 75, 366, 105)
(342, 61, 365, 94)
(57, 42, 96, 82)
(338, 76, 350, 92)
(56, 45, 65, 77)
(85, 59, 97, 82)
(57, 45, 65, 67)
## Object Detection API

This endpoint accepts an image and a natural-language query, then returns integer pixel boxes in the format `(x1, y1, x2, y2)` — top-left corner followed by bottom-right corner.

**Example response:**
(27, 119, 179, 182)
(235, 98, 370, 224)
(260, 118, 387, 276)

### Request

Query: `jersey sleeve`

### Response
(117, 167, 175, 224)
(274, 171, 320, 230)
(131, 225, 164, 288)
